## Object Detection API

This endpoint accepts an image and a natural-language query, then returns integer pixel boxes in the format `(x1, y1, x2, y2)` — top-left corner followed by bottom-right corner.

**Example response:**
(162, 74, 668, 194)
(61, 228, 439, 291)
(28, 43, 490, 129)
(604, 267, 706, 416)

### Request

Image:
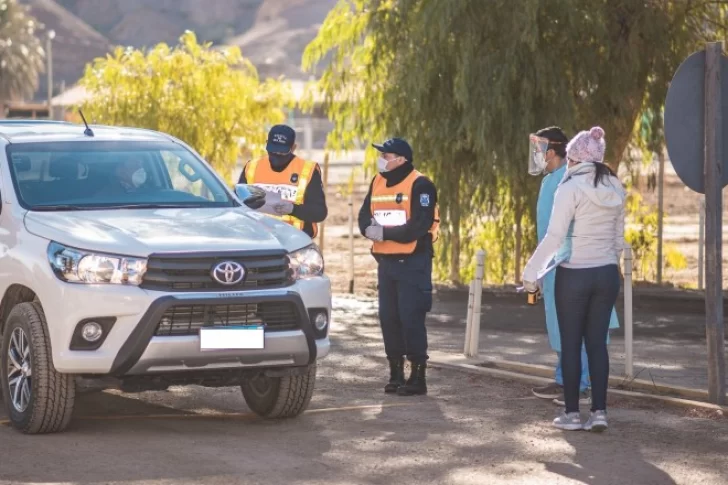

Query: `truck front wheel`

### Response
(241, 364, 316, 419)
(0, 302, 76, 434)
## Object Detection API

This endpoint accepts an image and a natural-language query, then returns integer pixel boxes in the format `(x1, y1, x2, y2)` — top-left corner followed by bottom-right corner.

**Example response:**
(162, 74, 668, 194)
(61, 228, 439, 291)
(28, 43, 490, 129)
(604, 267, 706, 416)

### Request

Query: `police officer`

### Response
(359, 138, 439, 396)
(239, 124, 327, 238)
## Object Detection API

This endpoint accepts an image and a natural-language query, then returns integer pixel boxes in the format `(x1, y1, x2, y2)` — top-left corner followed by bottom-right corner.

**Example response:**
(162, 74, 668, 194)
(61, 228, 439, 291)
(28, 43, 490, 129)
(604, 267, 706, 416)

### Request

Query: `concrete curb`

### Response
(429, 352, 727, 414)
(476, 358, 709, 402)
(433, 284, 722, 306)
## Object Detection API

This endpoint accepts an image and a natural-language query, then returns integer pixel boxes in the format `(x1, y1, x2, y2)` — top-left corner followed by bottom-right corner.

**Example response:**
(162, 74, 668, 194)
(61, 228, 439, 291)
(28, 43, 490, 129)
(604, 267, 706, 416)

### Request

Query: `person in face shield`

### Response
(238, 124, 327, 238)
(523, 126, 626, 432)
(358, 138, 440, 396)
(528, 127, 621, 407)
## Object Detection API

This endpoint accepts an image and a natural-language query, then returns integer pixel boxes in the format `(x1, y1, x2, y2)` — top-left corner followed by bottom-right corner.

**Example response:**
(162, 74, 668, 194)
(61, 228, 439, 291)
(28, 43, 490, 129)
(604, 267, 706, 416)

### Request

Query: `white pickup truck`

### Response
(0, 120, 331, 434)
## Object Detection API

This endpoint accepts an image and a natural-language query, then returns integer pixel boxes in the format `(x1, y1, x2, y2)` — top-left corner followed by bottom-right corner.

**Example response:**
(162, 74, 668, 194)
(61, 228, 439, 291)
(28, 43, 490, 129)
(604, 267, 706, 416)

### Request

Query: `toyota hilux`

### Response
(0, 120, 331, 434)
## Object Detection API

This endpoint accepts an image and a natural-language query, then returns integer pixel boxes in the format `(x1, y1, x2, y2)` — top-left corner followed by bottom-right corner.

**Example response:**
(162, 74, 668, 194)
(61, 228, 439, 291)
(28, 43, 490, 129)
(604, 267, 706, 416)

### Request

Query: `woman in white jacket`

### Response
(523, 126, 625, 432)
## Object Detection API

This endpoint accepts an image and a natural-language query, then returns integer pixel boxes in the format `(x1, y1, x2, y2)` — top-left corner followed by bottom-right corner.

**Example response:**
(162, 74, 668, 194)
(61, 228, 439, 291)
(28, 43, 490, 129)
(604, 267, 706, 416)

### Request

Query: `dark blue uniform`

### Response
(359, 161, 438, 395)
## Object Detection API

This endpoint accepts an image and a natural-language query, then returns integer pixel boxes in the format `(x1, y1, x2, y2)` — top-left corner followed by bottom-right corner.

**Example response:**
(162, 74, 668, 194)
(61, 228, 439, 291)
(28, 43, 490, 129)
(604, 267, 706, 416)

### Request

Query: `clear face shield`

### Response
(528, 134, 550, 176)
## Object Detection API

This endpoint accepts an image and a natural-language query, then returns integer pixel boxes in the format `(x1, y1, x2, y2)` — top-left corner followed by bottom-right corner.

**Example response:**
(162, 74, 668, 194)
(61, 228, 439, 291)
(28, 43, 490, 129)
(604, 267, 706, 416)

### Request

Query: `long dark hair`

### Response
(593, 162, 617, 187)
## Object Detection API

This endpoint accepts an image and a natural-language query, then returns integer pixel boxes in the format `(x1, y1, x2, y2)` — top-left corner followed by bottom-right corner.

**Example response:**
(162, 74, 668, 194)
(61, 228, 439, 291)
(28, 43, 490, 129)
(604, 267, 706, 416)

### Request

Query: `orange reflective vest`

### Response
(245, 156, 319, 238)
(370, 169, 440, 255)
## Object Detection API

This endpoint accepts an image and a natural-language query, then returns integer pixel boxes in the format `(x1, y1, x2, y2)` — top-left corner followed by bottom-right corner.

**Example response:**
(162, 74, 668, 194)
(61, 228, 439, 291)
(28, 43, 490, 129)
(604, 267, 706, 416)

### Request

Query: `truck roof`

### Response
(0, 120, 173, 144)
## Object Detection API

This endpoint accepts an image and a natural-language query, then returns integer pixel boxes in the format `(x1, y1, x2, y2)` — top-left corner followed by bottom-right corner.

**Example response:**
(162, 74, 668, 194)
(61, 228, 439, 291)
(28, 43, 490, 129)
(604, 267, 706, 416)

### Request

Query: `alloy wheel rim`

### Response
(7, 327, 32, 413)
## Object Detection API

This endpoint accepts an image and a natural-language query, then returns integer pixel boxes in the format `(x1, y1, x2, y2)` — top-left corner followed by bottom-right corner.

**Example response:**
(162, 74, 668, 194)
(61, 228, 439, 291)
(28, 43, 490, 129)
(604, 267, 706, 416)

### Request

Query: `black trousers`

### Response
(555, 264, 620, 413)
(377, 252, 433, 364)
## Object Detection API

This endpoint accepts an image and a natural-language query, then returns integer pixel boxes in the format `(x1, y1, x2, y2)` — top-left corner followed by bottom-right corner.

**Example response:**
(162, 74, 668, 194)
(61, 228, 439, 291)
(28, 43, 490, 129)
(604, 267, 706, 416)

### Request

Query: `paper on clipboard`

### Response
(255, 189, 283, 215)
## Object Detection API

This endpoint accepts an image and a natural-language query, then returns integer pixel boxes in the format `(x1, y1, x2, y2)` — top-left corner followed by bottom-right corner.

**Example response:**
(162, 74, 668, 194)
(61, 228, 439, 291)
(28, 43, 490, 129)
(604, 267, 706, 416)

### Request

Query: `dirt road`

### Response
(1, 306, 726, 485)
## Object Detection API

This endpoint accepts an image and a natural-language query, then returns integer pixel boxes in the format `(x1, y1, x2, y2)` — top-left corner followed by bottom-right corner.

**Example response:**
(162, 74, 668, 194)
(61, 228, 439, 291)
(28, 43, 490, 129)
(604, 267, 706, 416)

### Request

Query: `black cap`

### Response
(266, 124, 296, 153)
(372, 137, 413, 162)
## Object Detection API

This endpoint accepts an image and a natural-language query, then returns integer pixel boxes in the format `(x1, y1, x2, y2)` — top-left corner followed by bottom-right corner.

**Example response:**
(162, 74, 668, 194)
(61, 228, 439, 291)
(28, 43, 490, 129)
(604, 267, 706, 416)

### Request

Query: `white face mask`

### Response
(132, 168, 147, 187)
(377, 157, 391, 173)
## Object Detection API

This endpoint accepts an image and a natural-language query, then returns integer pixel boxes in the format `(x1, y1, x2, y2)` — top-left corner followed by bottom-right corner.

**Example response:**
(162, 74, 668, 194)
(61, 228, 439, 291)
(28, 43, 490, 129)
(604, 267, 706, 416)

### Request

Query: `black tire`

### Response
(0, 302, 75, 434)
(241, 364, 316, 419)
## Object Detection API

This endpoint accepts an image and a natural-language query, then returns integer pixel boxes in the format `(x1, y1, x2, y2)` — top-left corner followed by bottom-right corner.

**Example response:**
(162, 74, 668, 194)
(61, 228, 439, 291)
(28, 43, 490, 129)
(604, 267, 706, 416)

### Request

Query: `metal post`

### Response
(348, 191, 355, 294)
(703, 41, 726, 404)
(464, 279, 475, 355)
(624, 246, 634, 379)
(656, 150, 665, 284)
(467, 250, 486, 358)
(304, 117, 314, 161)
(46, 30, 55, 118)
(318, 152, 330, 253)
(698, 199, 705, 290)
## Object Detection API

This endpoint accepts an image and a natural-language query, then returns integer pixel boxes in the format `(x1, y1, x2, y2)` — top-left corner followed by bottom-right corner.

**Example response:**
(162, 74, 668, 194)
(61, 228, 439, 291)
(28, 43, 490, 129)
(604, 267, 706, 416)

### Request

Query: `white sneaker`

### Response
(552, 412, 583, 431)
(583, 410, 608, 432)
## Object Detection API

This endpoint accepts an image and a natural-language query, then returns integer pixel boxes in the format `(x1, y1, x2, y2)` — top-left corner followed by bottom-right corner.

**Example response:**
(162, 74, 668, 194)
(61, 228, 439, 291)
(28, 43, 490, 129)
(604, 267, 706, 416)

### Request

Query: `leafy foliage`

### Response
(304, 0, 727, 284)
(0, 0, 45, 102)
(624, 190, 687, 281)
(79, 31, 292, 181)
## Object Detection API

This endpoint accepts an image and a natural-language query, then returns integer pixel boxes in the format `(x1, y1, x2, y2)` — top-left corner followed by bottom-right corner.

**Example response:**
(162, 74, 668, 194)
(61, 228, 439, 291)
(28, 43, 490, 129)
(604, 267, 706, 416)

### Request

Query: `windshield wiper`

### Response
(29, 205, 92, 212)
(100, 203, 202, 210)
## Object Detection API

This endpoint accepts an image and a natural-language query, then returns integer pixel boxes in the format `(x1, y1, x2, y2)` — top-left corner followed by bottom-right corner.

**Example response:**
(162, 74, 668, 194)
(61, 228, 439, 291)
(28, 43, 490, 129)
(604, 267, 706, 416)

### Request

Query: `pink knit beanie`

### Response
(566, 126, 606, 163)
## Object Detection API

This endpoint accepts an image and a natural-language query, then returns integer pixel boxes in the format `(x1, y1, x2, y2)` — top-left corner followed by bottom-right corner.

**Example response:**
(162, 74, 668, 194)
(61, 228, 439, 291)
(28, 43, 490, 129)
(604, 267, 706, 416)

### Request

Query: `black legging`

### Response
(555, 265, 620, 413)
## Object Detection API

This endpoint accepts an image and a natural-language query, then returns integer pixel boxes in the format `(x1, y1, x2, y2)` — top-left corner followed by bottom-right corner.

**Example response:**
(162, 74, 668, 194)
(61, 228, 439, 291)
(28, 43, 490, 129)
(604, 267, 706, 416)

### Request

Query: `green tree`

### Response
(0, 0, 45, 104)
(304, 0, 727, 284)
(79, 31, 291, 180)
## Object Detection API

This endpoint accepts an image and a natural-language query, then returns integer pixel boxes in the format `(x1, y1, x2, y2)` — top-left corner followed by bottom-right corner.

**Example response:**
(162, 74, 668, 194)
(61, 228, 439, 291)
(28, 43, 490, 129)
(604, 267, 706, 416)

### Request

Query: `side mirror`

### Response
(234, 184, 266, 210)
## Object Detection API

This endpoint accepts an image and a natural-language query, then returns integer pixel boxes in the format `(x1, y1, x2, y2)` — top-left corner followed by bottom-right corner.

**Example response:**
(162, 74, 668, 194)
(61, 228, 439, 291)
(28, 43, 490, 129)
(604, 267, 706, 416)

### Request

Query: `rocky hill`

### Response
(19, 0, 337, 101)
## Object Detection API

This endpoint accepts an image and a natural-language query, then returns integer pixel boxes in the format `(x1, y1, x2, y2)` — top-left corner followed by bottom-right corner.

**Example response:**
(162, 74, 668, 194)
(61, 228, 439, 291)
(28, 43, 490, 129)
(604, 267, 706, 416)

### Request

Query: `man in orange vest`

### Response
(359, 138, 439, 396)
(238, 124, 327, 238)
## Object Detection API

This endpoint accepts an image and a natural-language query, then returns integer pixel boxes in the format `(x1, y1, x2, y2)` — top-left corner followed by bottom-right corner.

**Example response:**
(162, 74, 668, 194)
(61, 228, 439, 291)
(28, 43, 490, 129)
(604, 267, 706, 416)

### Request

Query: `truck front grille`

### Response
(141, 252, 292, 292)
(154, 302, 300, 336)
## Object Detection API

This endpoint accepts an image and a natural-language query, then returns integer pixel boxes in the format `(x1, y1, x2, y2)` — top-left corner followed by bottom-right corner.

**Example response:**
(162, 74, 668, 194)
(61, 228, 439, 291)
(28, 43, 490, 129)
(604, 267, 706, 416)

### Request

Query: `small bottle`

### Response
(527, 290, 540, 305)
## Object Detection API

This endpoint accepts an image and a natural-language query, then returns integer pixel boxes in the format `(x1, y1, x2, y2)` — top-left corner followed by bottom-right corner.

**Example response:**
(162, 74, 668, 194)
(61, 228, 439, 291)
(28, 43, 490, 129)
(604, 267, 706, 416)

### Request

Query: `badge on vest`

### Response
(373, 210, 407, 227)
(290, 173, 299, 184)
(420, 193, 430, 207)
(395, 193, 404, 204)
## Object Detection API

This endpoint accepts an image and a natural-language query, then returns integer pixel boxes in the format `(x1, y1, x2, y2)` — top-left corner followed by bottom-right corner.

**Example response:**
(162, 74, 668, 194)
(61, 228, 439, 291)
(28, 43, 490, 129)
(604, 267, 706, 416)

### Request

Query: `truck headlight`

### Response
(288, 245, 324, 280)
(48, 242, 147, 285)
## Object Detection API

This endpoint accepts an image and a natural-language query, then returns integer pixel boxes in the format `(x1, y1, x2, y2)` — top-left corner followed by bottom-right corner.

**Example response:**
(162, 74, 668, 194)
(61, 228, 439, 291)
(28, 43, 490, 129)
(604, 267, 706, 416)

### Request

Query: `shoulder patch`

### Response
(420, 193, 430, 207)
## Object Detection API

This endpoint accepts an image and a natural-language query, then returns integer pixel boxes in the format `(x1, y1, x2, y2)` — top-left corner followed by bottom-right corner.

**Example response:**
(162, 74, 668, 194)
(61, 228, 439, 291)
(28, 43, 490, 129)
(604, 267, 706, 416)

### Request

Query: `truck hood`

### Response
(24, 207, 313, 256)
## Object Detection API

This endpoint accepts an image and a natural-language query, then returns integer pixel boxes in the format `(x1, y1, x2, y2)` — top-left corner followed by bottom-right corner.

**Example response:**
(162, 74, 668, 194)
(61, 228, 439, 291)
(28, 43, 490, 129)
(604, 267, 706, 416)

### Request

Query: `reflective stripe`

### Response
(371, 195, 409, 203)
(296, 161, 316, 205)
(246, 159, 259, 182)
(281, 215, 304, 229)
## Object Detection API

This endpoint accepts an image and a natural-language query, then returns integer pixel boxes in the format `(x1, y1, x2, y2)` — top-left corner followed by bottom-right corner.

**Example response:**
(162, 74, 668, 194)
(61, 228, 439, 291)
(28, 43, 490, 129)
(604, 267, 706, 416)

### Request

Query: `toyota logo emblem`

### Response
(211, 261, 246, 286)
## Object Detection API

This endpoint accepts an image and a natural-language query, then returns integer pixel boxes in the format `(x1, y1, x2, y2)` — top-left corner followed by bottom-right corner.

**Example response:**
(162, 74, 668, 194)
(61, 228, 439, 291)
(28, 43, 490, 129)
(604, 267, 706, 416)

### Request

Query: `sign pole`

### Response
(704, 41, 726, 404)
(656, 150, 666, 284)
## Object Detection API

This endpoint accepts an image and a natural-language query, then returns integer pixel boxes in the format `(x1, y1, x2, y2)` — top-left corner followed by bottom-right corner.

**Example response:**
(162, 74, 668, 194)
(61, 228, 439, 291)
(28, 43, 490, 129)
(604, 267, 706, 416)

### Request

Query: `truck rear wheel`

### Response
(0, 302, 75, 434)
(241, 364, 316, 419)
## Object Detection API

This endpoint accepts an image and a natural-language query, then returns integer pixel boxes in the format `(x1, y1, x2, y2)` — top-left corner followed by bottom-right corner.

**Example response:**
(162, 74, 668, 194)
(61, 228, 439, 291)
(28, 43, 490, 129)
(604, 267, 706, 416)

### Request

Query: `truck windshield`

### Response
(6, 140, 237, 210)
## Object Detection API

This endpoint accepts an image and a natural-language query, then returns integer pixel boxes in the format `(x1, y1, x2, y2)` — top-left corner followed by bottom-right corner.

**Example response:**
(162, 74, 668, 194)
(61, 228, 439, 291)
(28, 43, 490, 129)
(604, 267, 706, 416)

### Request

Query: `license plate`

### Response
(199, 326, 265, 350)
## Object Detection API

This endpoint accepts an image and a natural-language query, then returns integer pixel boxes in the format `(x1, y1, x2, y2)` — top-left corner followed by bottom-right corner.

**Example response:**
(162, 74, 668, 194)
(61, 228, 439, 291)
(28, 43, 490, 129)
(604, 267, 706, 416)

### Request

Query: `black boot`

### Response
(397, 362, 427, 396)
(384, 358, 405, 393)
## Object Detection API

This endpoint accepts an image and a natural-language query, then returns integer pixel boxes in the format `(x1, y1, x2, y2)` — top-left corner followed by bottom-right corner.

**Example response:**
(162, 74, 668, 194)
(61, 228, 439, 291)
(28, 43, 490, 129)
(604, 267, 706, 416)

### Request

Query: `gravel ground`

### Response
(1, 305, 727, 485)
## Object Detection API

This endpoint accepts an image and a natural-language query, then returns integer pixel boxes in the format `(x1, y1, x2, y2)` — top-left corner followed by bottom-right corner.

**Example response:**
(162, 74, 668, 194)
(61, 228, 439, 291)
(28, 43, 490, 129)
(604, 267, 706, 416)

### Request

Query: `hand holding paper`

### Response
(256, 189, 283, 215)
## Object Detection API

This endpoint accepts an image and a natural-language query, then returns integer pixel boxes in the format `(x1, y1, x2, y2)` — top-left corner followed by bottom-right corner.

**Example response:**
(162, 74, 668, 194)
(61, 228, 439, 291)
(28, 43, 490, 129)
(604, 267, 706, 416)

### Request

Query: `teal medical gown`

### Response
(536, 164, 620, 353)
